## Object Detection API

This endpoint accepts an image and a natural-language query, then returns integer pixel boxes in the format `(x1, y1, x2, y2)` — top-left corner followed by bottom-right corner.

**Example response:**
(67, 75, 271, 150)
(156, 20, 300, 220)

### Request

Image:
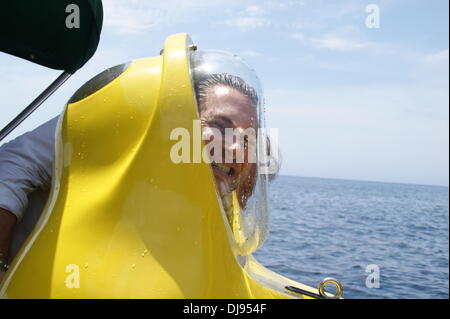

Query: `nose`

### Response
(223, 130, 245, 165)
(225, 128, 257, 165)
(224, 138, 237, 162)
(201, 126, 235, 165)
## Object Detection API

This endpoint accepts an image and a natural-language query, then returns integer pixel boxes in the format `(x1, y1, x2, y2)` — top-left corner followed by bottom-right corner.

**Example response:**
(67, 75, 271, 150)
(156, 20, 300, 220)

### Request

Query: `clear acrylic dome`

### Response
(190, 49, 275, 255)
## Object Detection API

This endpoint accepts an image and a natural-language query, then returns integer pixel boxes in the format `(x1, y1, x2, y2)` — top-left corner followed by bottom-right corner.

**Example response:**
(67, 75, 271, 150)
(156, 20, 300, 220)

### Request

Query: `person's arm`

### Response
(0, 207, 16, 282)
(0, 117, 58, 280)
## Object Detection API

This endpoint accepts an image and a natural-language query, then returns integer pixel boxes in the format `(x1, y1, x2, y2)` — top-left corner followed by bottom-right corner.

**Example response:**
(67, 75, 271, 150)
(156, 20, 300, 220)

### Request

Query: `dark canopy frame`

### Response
(0, 0, 103, 141)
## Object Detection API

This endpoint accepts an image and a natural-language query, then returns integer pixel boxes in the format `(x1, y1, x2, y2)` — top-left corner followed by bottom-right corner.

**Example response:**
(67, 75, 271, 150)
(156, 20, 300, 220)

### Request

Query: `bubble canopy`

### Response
(190, 50, 272, 255)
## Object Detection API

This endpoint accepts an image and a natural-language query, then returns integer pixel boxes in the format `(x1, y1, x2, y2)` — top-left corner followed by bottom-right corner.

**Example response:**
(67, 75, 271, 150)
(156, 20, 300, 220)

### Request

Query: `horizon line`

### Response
(279, 174, 449, 188)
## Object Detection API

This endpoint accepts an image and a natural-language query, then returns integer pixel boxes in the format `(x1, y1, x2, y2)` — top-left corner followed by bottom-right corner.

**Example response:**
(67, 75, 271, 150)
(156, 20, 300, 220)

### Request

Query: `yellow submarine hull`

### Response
(0, 33, 320, 299)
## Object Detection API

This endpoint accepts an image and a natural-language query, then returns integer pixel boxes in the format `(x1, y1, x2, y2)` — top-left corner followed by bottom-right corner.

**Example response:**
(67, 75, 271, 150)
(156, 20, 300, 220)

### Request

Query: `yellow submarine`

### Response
(0, 33, 342, 299)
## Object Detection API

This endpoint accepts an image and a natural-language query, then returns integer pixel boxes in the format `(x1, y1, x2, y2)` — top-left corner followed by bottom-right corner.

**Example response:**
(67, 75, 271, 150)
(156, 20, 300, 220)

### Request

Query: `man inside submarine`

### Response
(0, 48, 279, 282)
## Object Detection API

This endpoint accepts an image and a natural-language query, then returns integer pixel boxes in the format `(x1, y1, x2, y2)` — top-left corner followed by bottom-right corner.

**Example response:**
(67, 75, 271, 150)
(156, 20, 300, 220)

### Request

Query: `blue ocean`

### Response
(254, 175, 449, 299)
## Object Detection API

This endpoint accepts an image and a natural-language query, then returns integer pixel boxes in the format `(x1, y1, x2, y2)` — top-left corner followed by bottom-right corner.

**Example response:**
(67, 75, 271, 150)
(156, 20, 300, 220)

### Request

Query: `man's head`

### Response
(195, 73, 264, 210)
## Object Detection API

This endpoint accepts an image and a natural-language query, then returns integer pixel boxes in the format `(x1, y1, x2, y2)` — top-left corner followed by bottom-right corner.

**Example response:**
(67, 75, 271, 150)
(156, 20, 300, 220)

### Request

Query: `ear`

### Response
(266, 136, 281, 181)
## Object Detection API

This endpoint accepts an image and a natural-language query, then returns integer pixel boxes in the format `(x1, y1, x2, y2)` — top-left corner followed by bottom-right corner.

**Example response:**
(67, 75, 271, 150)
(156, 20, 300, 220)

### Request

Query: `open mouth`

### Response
(211, 161, 237, 194)
(211, 161, 237, 206)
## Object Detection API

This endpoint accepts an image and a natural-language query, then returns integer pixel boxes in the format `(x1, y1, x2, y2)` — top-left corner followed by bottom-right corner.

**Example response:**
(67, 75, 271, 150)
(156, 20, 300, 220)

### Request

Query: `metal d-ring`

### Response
(318, 277, 343, 299)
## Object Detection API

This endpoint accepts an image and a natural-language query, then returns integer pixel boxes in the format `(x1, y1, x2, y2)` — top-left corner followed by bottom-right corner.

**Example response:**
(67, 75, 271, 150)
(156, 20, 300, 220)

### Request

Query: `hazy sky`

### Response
(0, 0, 448, 186)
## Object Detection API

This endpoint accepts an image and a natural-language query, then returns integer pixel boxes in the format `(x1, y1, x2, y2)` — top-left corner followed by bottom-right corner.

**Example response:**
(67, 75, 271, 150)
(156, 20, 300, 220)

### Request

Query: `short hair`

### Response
(194, 73, 259, 107)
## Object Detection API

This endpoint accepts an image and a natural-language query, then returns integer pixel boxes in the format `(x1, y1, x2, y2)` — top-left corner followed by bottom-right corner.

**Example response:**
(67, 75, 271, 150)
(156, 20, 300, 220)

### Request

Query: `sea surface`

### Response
(253, 175, 449, 299)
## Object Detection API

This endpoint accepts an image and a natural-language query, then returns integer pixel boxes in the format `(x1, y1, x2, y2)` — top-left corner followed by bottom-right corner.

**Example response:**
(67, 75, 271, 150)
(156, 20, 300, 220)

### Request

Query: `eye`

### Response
(207, 116, 235, 135)
(206, 120, 226, 135)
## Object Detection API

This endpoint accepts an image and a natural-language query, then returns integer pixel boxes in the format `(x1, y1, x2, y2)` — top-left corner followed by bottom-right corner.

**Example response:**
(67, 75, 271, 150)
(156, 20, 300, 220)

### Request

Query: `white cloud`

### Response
(424, 49, 449, 65)
(245, 5, 264, 15)
(292, 33, 375, 51)
(103, 0, 166, 35)
(311, 35, 374, 51)
(226, 16, 270, 29)
(291, 33, 305, 40)
(225, 4, 271, 30)
(224, 1, 305, 30)
(103, 0, 228, 35)
(102, 0, 305, 33)
(291, 25, 376, 51)
(412, 49, 449, 87)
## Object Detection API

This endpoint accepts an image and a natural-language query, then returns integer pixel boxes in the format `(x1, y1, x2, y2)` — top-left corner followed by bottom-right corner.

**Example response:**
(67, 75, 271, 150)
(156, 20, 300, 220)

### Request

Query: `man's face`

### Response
(199, 85, 258, 209)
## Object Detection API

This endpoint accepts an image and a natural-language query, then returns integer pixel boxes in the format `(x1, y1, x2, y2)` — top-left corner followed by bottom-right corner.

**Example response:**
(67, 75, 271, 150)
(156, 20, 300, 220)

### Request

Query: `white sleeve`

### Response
(0, 117, 58, 221)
